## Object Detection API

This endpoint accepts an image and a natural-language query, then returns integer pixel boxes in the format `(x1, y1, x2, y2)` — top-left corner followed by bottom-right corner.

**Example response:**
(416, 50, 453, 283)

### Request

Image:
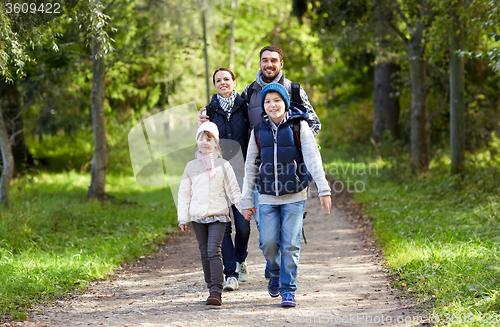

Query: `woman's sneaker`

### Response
(267, 277, 280, 297)
(281, 293, 296, 307)
(223, 276, 239, 291)
(236, 261, 248, 282)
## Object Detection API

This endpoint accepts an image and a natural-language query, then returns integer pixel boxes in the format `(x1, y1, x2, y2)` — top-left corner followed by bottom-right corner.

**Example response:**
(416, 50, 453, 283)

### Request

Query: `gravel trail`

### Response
(5, 189, 425, 327)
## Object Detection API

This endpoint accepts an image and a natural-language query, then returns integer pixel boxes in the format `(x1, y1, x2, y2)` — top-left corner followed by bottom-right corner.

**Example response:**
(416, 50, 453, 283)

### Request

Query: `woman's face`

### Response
(264, 91, 286, 124)
(214, 71, 236, 98)
(197, 133, 215, 155)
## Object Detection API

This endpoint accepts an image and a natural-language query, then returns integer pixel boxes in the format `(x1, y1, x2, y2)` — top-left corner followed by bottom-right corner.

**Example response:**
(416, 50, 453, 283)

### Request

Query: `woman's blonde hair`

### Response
(196, 131, 222, 156)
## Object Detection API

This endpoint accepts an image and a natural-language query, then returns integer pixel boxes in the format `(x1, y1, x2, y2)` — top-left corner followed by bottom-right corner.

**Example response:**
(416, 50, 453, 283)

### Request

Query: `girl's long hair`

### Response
(196, 131, 222, 157)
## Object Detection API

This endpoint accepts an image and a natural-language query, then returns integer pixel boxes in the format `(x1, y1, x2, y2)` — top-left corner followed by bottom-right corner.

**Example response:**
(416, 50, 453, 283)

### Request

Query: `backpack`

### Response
(244, 81, 303, 105)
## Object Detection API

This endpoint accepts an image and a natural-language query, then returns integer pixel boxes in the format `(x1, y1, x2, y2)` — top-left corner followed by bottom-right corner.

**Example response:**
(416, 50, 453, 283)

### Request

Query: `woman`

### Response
(204, 68, 250, 291)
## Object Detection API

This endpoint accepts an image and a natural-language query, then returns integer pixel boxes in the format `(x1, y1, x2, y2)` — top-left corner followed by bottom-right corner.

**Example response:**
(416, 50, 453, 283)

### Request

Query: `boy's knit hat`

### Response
(260, 83, 290, 112)
(196, 121, 219, 142)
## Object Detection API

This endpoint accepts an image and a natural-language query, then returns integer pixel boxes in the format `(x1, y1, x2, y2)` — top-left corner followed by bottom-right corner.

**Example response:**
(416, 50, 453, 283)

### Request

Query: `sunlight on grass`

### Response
(323, 146, 500, 326)
(0, 172, 177, 321)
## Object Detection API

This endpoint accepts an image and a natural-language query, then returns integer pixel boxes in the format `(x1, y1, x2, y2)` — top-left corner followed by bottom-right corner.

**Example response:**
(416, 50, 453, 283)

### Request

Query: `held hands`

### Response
(320, 195, 332, 214)
(197, 107, 209, 126)
(241, 208, 256, 221)
(179, 224, 188, 232)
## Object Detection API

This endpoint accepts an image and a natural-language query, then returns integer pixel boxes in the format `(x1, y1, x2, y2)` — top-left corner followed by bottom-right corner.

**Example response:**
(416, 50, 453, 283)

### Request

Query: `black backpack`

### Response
(244, 81, 303, 105)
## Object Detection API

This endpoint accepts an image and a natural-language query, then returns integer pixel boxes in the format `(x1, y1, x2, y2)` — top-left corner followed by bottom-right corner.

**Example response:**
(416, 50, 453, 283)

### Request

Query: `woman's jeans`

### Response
(192, 221, 226, 293)
(258, 200, 305, 294)
(221, 205, 250, 279)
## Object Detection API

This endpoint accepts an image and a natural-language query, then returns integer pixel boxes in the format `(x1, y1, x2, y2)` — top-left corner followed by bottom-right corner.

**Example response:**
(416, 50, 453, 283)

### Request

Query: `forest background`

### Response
(1, 0, 500, 325)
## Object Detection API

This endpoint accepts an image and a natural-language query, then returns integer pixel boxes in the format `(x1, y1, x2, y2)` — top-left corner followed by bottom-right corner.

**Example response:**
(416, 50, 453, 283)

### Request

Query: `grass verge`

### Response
(324, 146, 500, 326)
(0, 172, 177, 321)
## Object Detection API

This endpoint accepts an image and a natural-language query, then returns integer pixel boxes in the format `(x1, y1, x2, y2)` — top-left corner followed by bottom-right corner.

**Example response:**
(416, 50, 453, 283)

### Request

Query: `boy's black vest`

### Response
(255, 104, 313, 196)
(206, 93, 249, 159)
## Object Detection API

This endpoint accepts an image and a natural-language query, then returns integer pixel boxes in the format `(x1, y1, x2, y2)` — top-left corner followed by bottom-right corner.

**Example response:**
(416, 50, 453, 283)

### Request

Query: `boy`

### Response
(241, 83, 331, 307)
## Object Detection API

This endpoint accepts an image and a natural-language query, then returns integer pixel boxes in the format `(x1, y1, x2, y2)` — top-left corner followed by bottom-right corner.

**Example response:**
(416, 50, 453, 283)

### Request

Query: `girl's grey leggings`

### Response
(192, 221, 226, 293)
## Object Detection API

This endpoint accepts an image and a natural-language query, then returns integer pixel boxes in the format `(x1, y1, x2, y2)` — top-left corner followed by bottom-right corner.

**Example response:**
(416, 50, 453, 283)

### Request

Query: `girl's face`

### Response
(214, 71, 236, 98)
(264, 91, 286, 124)
(197, 132, 216, 155)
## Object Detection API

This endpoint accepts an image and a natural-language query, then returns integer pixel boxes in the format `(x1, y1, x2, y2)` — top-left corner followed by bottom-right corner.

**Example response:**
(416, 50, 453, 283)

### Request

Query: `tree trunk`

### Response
(373, 1, 400, 142)
(408, 45, 431, 173)
(0, 80, 34, 172)
(373, 62, 401, 141)
(0, 102, 14, 205)
(228, 0, 238, 72)
(450, 0, 465, 175)
(87, 37, 110, 200)
(202, 5, 210, 105)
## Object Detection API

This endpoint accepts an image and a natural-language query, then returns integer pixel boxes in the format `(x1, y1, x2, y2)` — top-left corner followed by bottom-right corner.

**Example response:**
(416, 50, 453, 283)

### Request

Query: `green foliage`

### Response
(0, 172, 177, 321)
(0, 0, 115, 81)
(324, 139, 500, 325)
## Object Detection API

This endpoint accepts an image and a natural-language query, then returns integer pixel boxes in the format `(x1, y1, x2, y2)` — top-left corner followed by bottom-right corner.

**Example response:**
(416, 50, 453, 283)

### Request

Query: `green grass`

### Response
(0, 172, 177, 321)
(323, 144, 500, 326)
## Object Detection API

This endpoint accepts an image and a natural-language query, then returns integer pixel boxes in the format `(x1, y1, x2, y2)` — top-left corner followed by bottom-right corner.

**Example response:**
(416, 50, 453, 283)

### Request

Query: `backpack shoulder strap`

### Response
(244, 81, 257, 103)
(253, 122, 261, 152)
(253, 123, 261, 165)
(292, 119, 301, 151)
(290, 82, 302, 104)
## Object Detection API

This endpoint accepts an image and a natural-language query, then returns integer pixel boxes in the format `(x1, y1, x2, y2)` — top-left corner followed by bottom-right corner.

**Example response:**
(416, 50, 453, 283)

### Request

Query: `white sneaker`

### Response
(223, 276, 239, 291)
(236, 261, 248, 282)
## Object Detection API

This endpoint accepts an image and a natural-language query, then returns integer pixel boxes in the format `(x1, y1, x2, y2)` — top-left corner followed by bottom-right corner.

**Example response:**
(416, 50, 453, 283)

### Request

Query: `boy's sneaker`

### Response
(281, 293, 296, 307)
(223, 276, 239, 291)
(236, 261, 248, 282)
(268, 277, 280, 297)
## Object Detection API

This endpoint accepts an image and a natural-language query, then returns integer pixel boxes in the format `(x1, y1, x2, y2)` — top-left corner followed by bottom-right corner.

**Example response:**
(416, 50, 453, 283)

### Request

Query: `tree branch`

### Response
(394, 1, 415, 36)
(8, 128, 23, 144)
(388, 20, 409, 43)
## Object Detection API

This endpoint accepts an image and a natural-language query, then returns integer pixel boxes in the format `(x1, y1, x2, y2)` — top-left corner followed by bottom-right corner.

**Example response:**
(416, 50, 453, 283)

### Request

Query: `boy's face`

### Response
(264, 91, 286, 124)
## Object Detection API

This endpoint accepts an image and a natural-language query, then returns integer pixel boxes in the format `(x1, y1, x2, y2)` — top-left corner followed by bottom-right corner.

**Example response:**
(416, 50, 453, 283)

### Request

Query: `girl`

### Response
(177, 122, 243, 306)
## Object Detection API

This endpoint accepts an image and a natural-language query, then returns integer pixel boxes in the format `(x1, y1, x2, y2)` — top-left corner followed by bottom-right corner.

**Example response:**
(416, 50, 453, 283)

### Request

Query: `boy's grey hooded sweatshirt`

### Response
(241, 114, 331, 208)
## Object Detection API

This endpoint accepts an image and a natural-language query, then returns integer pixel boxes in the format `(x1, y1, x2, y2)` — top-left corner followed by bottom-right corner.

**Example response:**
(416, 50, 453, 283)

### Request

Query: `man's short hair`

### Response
(260, 45, 283, 61)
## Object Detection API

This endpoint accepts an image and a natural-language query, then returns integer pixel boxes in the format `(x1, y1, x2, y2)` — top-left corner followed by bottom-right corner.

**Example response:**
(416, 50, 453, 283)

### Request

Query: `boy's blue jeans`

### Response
(258, 200, 305, 294)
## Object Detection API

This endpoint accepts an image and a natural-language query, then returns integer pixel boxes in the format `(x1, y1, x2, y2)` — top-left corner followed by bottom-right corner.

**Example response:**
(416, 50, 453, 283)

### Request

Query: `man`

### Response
(197, 45, 321, 285)
(240, 45, 321, 136)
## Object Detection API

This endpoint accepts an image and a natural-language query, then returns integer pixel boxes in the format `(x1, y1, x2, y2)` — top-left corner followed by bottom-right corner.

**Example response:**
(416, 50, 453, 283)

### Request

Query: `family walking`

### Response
(177, 45, 332, 307)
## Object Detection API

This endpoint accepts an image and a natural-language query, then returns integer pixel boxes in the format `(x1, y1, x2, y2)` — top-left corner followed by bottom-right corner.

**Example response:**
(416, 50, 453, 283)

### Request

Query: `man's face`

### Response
(259, 51, 283, 82)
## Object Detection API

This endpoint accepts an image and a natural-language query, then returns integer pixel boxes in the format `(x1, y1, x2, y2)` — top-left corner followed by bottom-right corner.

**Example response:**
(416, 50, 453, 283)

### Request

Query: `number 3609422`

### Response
(6, 2, 61, 14)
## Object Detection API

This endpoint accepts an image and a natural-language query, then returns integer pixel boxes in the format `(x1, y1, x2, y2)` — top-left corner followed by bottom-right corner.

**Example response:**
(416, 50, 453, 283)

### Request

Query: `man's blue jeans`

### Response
(221, 204, 250, 279)
(258, 200, 305, 294)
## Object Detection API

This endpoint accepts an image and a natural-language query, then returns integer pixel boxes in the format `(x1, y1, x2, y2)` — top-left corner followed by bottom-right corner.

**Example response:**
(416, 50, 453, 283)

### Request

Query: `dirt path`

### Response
(6, 191, 427, 327)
